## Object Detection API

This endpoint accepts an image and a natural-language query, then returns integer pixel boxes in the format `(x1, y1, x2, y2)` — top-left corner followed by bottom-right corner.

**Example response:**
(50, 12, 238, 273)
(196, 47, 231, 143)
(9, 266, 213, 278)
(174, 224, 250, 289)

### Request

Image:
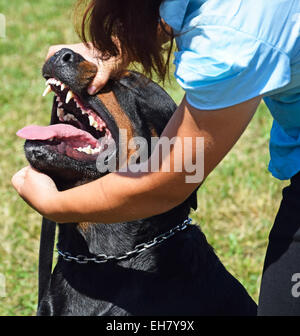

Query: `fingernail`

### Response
(88, 86, 97, 95)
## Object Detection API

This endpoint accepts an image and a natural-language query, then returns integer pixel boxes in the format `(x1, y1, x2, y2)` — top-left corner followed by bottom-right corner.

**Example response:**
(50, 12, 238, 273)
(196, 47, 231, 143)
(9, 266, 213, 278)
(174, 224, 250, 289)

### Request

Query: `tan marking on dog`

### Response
(150, 126, 158, 138)
(77, 60, 98, 86)
(97, 91, 136, 163)
(78, 91, 136, 231)
(78, 222, 93, 231)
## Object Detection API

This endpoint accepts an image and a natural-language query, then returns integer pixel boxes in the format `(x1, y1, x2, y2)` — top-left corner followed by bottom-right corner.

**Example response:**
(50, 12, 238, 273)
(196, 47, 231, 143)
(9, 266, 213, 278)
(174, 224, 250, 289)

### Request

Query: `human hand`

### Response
(11, 166, 60, 221)
(46, 42, 127, 95)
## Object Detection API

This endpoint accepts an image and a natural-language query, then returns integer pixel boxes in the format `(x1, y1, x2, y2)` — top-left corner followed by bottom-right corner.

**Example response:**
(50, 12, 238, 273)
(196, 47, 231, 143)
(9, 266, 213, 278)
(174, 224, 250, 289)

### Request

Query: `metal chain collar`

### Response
(57, 218, 192, 264)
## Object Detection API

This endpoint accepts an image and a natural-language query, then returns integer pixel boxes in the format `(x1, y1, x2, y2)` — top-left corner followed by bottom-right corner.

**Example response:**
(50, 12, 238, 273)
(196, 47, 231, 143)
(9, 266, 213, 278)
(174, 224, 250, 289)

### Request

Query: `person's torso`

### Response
(161, 0, 300, 179)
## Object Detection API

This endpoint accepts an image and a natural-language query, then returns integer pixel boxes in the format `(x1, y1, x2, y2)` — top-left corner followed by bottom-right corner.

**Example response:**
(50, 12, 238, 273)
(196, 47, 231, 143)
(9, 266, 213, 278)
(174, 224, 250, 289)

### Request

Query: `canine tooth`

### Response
(42, 85, 52, 97)
(61, 83, 66, 91)
(65, 90, 74, 104)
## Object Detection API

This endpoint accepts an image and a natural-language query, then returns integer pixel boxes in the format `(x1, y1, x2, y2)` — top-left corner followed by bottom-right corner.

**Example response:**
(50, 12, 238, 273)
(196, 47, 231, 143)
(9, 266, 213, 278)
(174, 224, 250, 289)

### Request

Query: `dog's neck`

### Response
(56, 200, 192, 261)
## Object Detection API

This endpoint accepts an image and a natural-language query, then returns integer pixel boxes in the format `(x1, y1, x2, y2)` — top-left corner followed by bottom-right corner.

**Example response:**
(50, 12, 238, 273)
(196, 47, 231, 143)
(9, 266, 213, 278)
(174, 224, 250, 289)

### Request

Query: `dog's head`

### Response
(18, 49, 174, 188)
(18, 48, 197, 210)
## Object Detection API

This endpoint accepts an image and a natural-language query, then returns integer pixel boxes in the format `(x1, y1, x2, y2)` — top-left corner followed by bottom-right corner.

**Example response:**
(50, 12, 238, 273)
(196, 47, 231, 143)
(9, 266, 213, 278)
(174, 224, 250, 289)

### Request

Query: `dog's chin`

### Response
(24, 140, 110, 190)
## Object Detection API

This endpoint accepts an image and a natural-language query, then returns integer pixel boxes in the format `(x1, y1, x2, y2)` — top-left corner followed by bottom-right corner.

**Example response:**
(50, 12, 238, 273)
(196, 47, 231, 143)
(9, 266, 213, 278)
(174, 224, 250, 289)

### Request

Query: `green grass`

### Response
(0, 0, 288, 316)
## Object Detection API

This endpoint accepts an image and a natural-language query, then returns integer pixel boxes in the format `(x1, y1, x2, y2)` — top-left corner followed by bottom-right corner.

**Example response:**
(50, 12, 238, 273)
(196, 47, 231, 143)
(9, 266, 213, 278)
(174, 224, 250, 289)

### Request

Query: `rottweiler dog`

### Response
(18, 49, 257, 316)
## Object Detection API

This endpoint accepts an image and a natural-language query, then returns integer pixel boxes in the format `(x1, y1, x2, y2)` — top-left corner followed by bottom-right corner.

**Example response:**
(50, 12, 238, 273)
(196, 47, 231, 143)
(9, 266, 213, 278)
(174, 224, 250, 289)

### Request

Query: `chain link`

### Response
(57, 218, 192, 264)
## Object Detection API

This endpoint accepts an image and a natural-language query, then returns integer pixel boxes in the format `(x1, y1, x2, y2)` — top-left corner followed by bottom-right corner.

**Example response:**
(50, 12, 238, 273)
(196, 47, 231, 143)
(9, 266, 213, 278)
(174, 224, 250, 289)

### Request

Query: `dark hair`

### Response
(75, 0, 174, 82)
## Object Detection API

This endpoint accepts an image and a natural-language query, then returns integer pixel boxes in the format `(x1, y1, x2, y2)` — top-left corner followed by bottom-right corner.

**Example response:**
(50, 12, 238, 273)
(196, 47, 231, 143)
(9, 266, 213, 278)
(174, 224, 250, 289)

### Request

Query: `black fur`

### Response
(24, 49, 257, 316)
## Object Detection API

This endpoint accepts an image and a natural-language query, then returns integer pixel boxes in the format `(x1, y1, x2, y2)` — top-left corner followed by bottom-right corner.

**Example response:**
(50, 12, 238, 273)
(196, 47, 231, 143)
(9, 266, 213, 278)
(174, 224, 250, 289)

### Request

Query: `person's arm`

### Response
(12, 95, 261, 223)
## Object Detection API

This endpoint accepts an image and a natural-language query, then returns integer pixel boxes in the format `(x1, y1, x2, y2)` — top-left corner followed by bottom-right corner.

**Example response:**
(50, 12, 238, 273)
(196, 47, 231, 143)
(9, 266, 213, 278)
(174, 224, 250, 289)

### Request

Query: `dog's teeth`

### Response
(61, 83, 66, 91)
(88, 115, 99, 129)
(76, 145, 100, 155)
(63, 113, 77, 122)
(65, 90, 74, 104)
(58, 102, 63, 107)
(91, 147, 101, 154)
(88, 115, 95, 126)
(86, 146, 92, 155)
(57, 108, 64, 119)
(42, 85, 52, 97)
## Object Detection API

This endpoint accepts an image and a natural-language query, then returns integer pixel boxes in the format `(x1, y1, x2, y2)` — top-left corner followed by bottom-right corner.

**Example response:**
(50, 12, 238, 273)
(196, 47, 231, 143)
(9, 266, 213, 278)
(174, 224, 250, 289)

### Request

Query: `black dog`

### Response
(19, 49, 257, 316)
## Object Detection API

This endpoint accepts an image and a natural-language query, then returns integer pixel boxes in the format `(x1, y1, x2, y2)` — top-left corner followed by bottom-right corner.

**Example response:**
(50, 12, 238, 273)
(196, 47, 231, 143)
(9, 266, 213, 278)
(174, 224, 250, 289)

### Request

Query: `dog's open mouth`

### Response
(17, 77, 112, 162)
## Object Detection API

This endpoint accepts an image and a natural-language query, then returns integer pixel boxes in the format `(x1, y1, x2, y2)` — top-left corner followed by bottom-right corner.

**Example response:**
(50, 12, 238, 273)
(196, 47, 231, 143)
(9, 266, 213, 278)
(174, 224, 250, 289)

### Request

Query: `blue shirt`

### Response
(160, 0, 300, 180)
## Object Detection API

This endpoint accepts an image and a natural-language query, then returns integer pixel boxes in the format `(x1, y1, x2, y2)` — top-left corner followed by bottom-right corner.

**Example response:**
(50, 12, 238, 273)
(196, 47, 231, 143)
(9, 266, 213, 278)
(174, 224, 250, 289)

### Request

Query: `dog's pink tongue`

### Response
(17, 124, 98, 146)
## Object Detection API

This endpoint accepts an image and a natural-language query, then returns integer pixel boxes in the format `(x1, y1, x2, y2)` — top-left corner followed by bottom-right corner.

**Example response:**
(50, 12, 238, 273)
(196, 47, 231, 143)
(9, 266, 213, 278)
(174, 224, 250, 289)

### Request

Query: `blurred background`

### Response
(0, 0, 288, 315)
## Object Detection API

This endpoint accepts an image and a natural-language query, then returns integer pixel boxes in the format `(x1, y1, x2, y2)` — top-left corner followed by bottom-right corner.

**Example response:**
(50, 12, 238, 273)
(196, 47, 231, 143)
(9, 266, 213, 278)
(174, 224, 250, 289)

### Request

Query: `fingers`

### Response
(45, 43, 112, 96)
(46, 45, 64, 60)
(88, 63, 111, 95)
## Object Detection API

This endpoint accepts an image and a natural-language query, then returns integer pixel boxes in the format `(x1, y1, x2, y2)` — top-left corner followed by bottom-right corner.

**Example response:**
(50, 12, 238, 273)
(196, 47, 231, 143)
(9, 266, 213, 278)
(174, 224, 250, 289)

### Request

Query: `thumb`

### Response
(11, 166, 29, 193)
(88, 61, 111, 95)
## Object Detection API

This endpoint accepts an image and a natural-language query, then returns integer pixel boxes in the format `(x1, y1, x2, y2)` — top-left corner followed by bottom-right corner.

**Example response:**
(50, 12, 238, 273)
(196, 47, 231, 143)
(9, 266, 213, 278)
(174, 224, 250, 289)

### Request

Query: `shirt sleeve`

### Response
(174, 24, 291, 110)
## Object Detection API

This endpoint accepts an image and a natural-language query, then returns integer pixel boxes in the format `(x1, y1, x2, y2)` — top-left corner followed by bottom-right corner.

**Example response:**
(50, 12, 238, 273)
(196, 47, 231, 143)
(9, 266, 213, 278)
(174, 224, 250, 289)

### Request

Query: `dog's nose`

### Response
(56, 48, 76, 66)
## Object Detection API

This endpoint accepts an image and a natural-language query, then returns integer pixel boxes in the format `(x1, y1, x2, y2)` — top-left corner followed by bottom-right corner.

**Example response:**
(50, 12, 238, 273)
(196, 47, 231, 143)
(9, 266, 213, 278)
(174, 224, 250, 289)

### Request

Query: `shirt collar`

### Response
(159, 0, 190, 32)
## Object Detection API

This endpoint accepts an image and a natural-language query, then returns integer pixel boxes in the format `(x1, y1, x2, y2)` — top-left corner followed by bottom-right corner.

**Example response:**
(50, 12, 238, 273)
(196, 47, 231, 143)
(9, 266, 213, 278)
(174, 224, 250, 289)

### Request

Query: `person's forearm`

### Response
(45, 95, 261, 224)
(53, 170, 185, 224)
(51, 97, 198, 223)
